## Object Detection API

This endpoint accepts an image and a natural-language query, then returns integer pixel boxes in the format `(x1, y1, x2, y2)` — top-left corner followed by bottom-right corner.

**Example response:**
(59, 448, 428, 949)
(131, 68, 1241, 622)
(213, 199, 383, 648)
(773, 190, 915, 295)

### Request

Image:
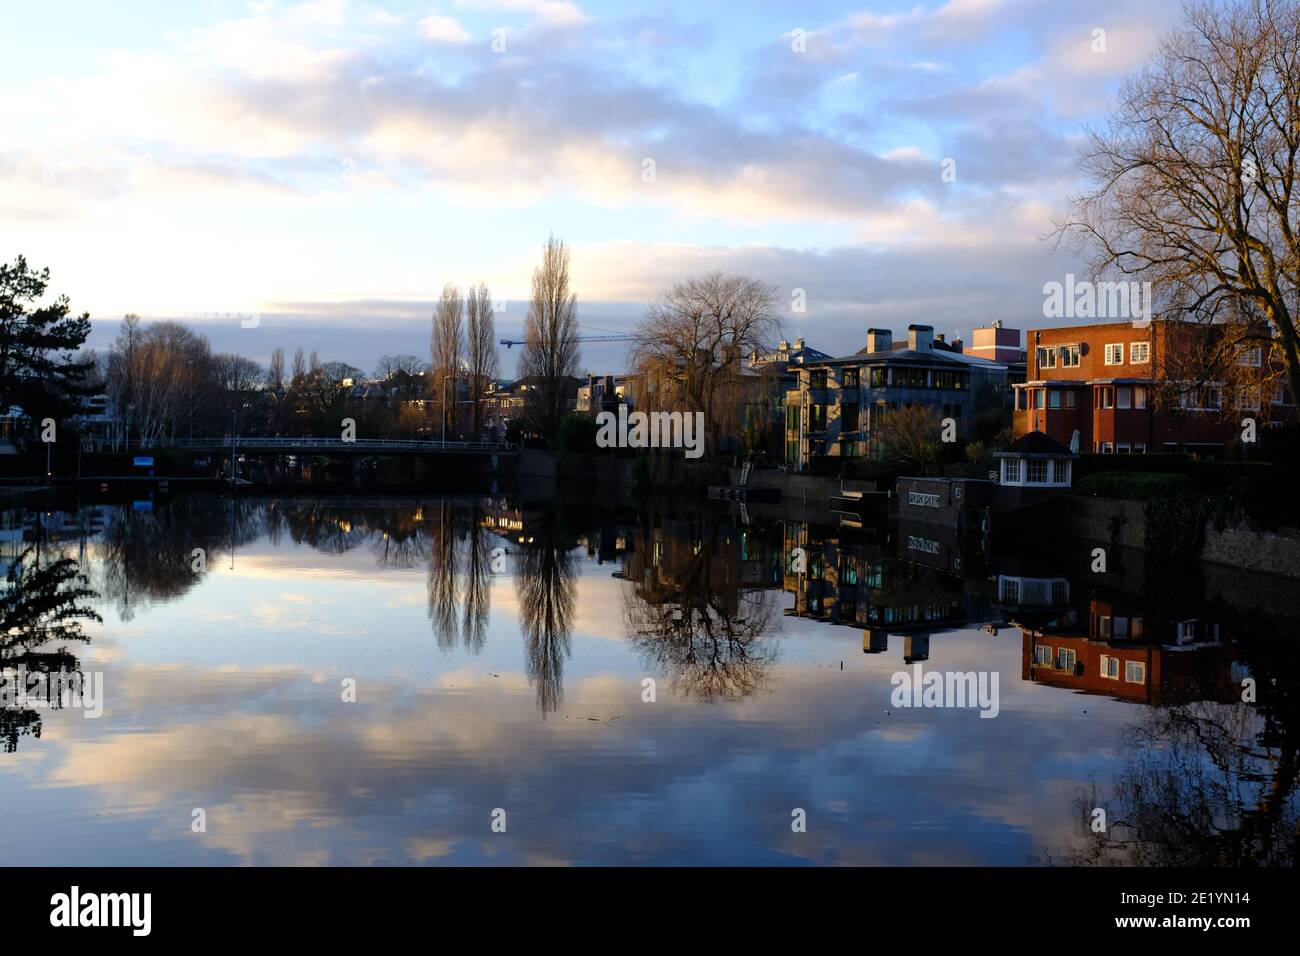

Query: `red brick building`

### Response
(1013, 319, 1294, 454)
(1016, 597, 1236, 706)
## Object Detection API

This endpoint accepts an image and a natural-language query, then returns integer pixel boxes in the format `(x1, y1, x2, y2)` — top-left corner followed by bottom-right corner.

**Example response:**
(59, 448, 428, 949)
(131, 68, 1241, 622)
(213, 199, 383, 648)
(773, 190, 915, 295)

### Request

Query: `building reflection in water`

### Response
(6, 495, 1298, 867)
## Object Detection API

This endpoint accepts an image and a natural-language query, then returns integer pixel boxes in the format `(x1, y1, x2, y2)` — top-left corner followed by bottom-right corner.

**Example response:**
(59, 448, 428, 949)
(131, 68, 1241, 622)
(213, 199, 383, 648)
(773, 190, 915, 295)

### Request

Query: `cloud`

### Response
(418, 15, 473, 44)
(454, 0, 588, 28)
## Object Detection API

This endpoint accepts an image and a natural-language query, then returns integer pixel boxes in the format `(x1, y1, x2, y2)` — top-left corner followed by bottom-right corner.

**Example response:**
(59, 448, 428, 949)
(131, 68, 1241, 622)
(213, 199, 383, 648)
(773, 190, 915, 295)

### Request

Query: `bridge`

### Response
(126, 437, 514, 455)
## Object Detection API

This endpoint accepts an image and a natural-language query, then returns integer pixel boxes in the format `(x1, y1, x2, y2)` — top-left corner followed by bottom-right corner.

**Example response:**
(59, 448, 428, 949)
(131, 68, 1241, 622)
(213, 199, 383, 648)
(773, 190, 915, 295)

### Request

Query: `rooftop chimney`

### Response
(794, 336, 804, 350)
(866, 328, 892, 354)
(908, 324, 934, 352)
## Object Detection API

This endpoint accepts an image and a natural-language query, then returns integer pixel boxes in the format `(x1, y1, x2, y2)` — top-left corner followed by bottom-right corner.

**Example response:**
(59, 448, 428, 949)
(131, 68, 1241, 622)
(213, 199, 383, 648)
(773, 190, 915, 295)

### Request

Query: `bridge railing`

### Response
(116, 437, 515, 452)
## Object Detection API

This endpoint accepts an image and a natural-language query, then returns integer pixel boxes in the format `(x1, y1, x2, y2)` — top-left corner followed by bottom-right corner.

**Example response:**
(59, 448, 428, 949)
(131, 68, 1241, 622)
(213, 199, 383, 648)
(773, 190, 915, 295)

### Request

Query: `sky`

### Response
(0, 0, 1189, 375)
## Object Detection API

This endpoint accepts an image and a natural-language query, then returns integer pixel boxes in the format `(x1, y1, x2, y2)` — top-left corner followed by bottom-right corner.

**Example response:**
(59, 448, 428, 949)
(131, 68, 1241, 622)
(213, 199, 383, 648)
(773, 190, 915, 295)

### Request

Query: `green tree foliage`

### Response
(0, 256, 97, 423)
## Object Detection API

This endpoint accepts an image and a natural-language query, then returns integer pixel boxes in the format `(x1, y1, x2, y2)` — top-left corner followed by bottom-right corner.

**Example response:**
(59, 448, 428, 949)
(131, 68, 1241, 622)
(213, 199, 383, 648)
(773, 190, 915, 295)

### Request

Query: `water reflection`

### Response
(515, 510, 576, 715)
(621, 513, 780, 702)
(0, 495, 1295, 865)
(0, 542, 101, 752)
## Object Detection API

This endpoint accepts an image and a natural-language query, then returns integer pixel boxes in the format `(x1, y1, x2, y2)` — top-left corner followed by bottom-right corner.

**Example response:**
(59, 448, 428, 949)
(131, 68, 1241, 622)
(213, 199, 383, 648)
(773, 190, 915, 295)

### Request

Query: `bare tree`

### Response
(465, 282, 499, 438)
(1057, 0, 1300, 408)
(266, 348, 285, 392)
(431, 284, 465, 438)
(874, 404, 941, 474)
(106, 320, 215, 445)
(630, 273, 780, 454)
(518, 235, 580, 442)
(291, 348, 307, 384)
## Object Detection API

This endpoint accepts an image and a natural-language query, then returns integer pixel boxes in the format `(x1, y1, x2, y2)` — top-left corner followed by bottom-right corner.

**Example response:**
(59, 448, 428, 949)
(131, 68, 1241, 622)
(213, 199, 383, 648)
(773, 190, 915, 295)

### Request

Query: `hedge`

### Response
(1073, 471, 1197, 501)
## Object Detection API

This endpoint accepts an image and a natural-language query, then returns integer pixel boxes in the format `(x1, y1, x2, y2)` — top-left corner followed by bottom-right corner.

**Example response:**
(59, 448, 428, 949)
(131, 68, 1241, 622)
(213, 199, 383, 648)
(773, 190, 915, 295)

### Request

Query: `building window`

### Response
(1181, 385, 1222, 410)
(1059, 344, 1081, 367)
(1035, 389, 1046, 409)
(1130, 342, 1149, 364)
(1065, 390, 1078, 408)
(810, 370, 828, 389)
(1036, 346, 1056, 370)
(1125, 660, 1146, 684)
(1100, 656, 1120, 679)
(1117, 443, 1130, 453)
(892, 367, 928, 389)
(1002, 458, 1022, 483)
(1100, 442, 1114, 454)
(1117, 386, 1132, 409)
(841, 440, 859, 457)
(1132, 443, 1146, 454)
(869, 367, 887, 388)
(1026, 459, 1048, 483)
(841, 368, 859, 388)
(841, 403, 859, 431)
(1049, 390, 1062, 409)
(1238, 347, 1262, 367)
(1055, 648, 1077, 671)
(1134, 386, 1147, 409)
(1104, 343, 1124, 365)
(1098, 386, 1114, 409)
(1033, 644, 1052, 666)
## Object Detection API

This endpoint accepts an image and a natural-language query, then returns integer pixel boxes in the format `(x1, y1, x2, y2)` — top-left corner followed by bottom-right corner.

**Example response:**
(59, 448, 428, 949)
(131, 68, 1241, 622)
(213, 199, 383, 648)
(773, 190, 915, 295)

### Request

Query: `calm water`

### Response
(1, 495, 1295, 866)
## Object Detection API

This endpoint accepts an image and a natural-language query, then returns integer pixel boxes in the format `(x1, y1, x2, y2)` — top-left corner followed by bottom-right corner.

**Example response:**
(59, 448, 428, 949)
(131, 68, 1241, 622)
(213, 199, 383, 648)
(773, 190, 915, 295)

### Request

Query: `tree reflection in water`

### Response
(622, 515, 779, 703)
(423, 501, 493, 654)
(1, 546, 101, 753)
(515, 511, 576, 716)
(98, 498, 263, 621)
(1051, 623, 1300, 866)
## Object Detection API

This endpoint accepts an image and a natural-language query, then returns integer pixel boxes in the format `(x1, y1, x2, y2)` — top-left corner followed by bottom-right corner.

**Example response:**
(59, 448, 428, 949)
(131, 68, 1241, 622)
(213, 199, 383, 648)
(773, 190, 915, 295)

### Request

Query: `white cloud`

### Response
(454, 0, 587, 28)
(418, 15, 473, 44)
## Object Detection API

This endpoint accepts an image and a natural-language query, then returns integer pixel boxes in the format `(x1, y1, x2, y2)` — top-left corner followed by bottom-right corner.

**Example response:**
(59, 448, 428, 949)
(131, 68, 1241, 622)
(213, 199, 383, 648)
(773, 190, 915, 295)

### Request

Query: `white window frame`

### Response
(1059, 344, 1081, 368)
(1037, 346, 1056, 370)
(1100, 656, 1120, 680)
(1129, 342, 1150, 364)
(1238, 346, 1262, 367)
(1125, 660, 1146, 684)
(1104, 343, 1124, 365)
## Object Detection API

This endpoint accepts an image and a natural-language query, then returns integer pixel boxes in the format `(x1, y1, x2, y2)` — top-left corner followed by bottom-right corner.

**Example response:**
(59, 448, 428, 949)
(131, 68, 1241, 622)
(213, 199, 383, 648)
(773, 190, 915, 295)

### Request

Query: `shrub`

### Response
(557, 412, 598, 453)
(1074, 471, 1197, 501)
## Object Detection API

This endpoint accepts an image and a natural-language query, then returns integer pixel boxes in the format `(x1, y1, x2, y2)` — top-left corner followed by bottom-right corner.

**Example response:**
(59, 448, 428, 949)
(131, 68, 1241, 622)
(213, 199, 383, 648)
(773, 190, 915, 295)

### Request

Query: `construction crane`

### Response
(498, 333, 639, 349)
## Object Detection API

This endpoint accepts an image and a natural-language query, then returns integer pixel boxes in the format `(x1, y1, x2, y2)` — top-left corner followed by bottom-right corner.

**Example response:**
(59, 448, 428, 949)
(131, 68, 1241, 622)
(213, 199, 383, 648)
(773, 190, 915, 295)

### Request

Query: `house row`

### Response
(781, 323, 1025, 468)
(1015, 318, 1296, 454)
